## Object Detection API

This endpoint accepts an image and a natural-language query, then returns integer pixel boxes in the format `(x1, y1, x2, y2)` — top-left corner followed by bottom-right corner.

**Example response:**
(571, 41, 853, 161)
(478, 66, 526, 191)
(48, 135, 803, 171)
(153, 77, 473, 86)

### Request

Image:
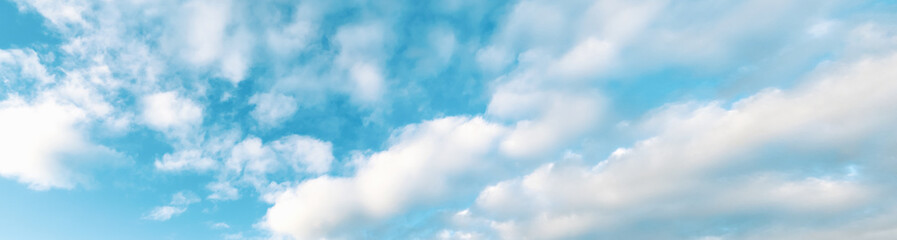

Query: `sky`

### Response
(1, 0, 897, 239)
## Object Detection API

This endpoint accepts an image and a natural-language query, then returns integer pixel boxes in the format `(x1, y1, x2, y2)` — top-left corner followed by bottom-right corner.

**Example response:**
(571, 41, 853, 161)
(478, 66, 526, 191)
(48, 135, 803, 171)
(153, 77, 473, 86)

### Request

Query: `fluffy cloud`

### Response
(0, 96, 86, 189)
(334, 22, 392, 104)
(270, 135, 334, 174)
(140, 91, 203, 132)
(169, 0, 254, 83)
(249, 92, 298, 128)
(0, 91, 121, 190)
(201, 134, 335, 201)
(144, 191, 201, 221)
(0, 49, 54, 84)
(463, 51, 897, 239)
(6, 0, 897, 239)
(263, 116, 507, 239)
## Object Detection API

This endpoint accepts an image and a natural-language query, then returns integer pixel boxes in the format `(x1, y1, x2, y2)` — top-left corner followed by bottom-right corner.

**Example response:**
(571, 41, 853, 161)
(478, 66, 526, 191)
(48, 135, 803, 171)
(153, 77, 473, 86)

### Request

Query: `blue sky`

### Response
(2, 0, 897, 239)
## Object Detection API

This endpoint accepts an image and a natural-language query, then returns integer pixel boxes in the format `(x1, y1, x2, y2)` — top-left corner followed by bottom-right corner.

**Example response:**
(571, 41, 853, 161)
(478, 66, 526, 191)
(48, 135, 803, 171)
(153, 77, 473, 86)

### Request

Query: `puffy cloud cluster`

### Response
(0, 48, 124, 190)
(457, 47, 897, 240)
(263, 117, 507, 239)
(257, 0, 897, 239)
(140, 91, 203, 133)
(5, 0, 897, 239)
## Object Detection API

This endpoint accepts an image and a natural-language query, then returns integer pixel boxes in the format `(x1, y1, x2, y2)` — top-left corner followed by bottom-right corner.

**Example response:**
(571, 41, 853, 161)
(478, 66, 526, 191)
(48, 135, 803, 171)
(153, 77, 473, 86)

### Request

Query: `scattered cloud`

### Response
(144, 191, 201, 221)
(4, 0, 897, 239)
(140, 91, 203, 132)
(263, 117, 507, 239)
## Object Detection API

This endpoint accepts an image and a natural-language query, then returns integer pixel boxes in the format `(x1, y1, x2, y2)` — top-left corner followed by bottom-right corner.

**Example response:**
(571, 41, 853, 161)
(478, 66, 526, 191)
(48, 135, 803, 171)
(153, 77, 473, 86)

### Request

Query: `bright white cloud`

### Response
(547, 38, 615, 81)
(8, 0, 897, 239)
(227, 137, 276, 176)
(265, 14, 315, 56)
(154, 149, 217, 172)
(140, 91, 203, 132)
(12, 0, 88, 27)
(464, 51, 897, 239)
(263, 116, 507, 239)
(211, 222, 230, 229)
(497, 91, 603, 159)
(0, 95, 119, 190)
(206, 134, 335, 201)
(172, 0, 253, 83)
(143, 206, 187, 221)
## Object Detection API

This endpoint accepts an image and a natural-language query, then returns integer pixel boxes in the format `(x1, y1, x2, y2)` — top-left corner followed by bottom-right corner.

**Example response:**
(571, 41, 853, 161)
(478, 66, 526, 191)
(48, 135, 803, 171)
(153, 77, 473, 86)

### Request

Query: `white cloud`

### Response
(227, 136, 279, 176)
(271, 135, 334, 174)
(334, 22, 391, 104)
(475, 45, 513, 73)
(226, 135, 334, 176)
(170, 191, 201, 205)
(163, 0, 254, 83)
(0, 49, 54, 84)
(412, 26, 457, 76)
(140, 91, 203, 132)
(143, 206, 187, 221)
(262, 116, 507, 239)
(144, 191, 201, 221)
(547, 38, 615, 81)
(497, 91, 603, 158)
(265, 14, 315, 56)
(211, 222, 230, 229)
(483, 43, 609, 159)
(249, 92, 298, 128)
(0, 95, 118, 190)
(465, 51, 897, 239)
(12, 0, 88, 27)
(208, 134, 335, 201)
(154, 149, 217, 172)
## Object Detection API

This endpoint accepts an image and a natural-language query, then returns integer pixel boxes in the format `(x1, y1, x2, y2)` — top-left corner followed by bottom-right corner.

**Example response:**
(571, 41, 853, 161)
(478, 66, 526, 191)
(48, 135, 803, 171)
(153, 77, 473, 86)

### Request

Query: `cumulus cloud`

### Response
(462, 51, 897, 239)
(0, 96, 86, 189)
(140, 91, 203, 132)
(262, 117, 507, 239)
(170, 0, 254, 83)
(271, 135, 334, 174)
(7, 0, 897, 239)
(202, 134, 335, 201)
(0, 93, 121, 190)
(334, 22, 391, 104)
